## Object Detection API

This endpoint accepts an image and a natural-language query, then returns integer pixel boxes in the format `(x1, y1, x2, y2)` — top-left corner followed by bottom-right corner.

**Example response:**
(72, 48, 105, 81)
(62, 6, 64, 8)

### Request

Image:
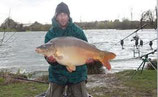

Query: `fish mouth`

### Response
(35, 48, 42, 53)
(35, 48, 49, 56)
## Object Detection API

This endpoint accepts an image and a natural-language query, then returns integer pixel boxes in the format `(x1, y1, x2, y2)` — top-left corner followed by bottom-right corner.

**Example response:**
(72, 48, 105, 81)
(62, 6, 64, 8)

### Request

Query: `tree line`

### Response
(0, 18, 156, 32)
(75, 19, 156, 29)
(0, 9, 156, 32)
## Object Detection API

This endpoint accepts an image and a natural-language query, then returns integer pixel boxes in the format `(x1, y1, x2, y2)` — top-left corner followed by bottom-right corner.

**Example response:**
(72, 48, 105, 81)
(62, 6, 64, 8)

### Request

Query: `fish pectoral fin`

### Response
(54, 52, 63, 60)
(66, 65, 76, 72)
(56, 56, 63, 60)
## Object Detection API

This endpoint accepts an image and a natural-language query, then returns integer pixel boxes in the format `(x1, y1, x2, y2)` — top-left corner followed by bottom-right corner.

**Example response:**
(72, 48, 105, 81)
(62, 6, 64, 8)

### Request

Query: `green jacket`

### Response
(45, 17, 88, 85)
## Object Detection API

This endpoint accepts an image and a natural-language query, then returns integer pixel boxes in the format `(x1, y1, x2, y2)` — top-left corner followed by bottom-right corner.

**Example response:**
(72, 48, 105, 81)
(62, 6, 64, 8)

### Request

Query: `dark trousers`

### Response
(45, 81, 88, 97)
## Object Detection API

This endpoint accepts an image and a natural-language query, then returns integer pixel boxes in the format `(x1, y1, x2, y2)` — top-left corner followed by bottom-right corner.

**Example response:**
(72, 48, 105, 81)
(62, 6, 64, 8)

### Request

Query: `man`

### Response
(44, 2, 92, 97)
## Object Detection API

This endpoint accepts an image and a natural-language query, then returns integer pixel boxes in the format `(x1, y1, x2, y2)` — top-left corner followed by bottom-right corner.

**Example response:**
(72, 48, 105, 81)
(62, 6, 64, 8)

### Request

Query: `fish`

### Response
(35, 37, 116, 72)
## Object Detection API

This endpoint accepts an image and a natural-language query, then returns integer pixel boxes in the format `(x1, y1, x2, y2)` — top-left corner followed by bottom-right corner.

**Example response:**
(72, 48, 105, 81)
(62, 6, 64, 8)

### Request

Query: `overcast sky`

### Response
(0, 0, 157, 25)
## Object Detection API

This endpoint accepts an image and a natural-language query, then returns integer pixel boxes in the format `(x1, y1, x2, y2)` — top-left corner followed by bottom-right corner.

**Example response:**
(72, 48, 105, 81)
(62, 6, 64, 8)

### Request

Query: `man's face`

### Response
(56, 13, 69, 28)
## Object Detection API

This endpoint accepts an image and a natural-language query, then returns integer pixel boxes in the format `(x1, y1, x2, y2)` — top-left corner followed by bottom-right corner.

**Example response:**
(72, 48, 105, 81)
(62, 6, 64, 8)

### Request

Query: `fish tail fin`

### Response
(99, 51, 116, 70)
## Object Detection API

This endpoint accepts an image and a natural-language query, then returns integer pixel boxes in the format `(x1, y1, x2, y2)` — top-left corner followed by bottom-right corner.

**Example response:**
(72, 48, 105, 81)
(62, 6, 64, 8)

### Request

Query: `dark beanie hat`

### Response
(55, 2, 70, 17)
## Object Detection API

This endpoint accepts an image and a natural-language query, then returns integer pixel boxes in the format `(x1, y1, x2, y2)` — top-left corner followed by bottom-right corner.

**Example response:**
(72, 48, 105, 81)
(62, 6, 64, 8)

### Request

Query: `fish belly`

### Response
(55, 46, 97, 66)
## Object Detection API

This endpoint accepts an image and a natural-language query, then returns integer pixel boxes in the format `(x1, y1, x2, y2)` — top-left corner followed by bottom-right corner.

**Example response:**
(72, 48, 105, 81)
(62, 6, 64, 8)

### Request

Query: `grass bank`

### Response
(88, 70, 157, 97)
(0, 70, 157, 97)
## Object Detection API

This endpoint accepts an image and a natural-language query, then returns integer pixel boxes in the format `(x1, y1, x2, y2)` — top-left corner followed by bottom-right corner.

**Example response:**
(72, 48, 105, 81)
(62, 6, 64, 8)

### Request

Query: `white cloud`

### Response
(0, 0, 156, 25)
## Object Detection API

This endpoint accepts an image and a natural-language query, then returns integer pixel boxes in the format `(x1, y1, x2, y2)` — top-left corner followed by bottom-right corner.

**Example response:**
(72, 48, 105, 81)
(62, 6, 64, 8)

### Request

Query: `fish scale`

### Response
(36, 37, 116, 72)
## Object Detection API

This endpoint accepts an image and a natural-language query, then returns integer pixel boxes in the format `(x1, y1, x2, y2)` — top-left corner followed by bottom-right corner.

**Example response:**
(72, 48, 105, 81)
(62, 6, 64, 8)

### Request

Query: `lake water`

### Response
(0, 29, 157, 74)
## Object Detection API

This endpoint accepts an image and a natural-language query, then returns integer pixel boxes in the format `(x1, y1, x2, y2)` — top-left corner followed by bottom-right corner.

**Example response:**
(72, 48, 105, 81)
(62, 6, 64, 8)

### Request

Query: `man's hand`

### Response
(45, 56, 56, 63)
(86, 58, 95, 64)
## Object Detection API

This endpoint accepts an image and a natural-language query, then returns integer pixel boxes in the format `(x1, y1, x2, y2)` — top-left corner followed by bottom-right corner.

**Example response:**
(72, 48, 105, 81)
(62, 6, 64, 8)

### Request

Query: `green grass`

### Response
(0, 70, 156, 97)
(0, 82, 48, 97)
(117, 70, 157, 88)
(88, 70, 157, 97)
(115, 70, 157, 97)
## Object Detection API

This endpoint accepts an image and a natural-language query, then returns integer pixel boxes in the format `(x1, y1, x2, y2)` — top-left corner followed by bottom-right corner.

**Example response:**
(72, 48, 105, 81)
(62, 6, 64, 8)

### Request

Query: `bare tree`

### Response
(140, 10, 156, 28)
(0, 18, 17, 46)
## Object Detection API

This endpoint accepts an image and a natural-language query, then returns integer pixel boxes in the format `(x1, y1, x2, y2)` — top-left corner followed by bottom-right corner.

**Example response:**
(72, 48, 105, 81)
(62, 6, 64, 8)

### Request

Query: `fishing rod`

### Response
(3, 31, 17, 43)
(130, 49, 157, 79)
(122, 23, 147, 41)
(140, 49, 157, 58)
(13, 77, 49, 84)
(113, 49, 157, 62)
(92, 23, 148, 46)
(144, 38, 157, 45)
(0, 28, 6, 45)
(108, 23, 148, 49)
